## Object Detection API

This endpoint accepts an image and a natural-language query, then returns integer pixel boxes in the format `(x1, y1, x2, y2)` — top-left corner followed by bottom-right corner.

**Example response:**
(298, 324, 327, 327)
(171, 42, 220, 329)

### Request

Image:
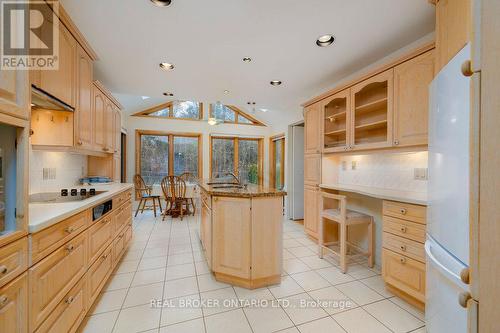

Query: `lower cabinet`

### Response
(304, 185, 319, 239)
(0, 272, 28, 333)
(88, 214, 114, 264)
(200, 199, 212, 268)
(87, 244, 113, 306)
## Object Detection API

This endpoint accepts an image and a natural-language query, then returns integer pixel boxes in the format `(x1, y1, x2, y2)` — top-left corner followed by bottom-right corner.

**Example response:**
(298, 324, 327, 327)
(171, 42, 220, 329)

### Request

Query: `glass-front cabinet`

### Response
(322, 90, 351, 153)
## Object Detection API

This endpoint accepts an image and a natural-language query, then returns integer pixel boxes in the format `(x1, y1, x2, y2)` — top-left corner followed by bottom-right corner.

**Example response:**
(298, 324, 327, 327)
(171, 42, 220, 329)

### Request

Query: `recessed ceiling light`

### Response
(260, 108, 268, 112)
(224, 90, 229, 94)
(247, 101, 256, 105)
(150, 0, 172, 7)
(316, 34, 335, 47)
(141, 96, 150, 100)
(270, 80, 282, 86)
(159, 62, 174, 70)
(163, 92, 174, 97)
(242, 57, 252, 62)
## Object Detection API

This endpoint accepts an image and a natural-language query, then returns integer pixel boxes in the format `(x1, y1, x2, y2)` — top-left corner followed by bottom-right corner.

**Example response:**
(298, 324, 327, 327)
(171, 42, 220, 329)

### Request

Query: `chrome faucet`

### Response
(226, 172, 240, 185)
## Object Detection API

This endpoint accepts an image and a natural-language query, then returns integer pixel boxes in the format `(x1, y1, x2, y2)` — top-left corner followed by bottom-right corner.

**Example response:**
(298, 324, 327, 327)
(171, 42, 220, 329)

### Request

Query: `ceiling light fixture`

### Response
(316, 34, 335, 47)
(208, 117, 218, 126)
(247, 101, 256, 105)
(150, 0, 172, 7)
(141, 96, 150, 100)
(224, 90, 229, 94)
(163, 92, 174, 97)
(242, 57, 252, 62)
(270, 80, 282, 86)
(260, 108, 268, 112)
(159, 62, 174, 70)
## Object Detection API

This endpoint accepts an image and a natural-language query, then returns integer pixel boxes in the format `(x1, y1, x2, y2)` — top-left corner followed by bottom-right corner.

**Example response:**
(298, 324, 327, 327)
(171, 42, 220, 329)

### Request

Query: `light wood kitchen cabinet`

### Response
(75, 45, 94, 150)
(200, 197, 212, 268)
(87, 214, 113, 264)
(434, 0, 471, 73)
(351, 69, 393, 150)
(114, 107, 121, 155)
(87, 244, 113, 306)
(104, 101, 114, 153)
(304, 154, 321, 186)
(393, 50, 435, 147)
(0, 237, 28, 289)
(92, 85, 106, 152)
(322, 89, 351, 153)
(304, 185, 319, 238)
(0, 272, 28, 333)
(34, 22, 77, 108)
(304, 102, 322, 154)
(0, 70, 29, 120)
(212, 197, 251, 279)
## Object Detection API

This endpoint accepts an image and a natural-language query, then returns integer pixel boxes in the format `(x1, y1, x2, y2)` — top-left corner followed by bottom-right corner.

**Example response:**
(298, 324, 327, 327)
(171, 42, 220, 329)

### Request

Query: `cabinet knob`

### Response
(77, 140, 83, 145)
(461, 60, 474, 77)
(0, 295, 8, 308)
(400, 226, 407, 233)
(400, 257, 407, 264)
(0, 265, 7, 274)
(65, 226, 75, 233)
(394, 140, 399, 146)
(460, 268, 470, 284)
(65, 296, 75, 304)
(66, 244, 75, 252)
(458, 291, 472, 308)
(400, 245, 406, 252)
(399, 208, 407, 215)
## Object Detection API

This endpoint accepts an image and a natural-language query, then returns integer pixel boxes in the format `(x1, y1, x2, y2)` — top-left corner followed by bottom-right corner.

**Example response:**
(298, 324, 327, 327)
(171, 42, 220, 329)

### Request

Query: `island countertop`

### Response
(197, 180, 286, 198)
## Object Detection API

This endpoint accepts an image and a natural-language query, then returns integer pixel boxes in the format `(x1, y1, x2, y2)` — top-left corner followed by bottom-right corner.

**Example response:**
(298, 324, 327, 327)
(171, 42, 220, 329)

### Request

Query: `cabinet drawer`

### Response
(124, 224, 132, 246)
(30, 210, 89, 265)
(0, 237, 28, 288)
(88, 245, 113, 306)
(383, 232, 425, 263)
(34, 276, 87, 333)
(113, 190, 132, 209)
(114, 202, 132, 236)
(382, 248, 425, 302)
(0, 272, 28, 333)
(112, 228, 127, 266)
(383, 216, 425, 243)
(88, 214, 114, 265)
(29, 232, 87, 330)
(383, 200, 426, 224)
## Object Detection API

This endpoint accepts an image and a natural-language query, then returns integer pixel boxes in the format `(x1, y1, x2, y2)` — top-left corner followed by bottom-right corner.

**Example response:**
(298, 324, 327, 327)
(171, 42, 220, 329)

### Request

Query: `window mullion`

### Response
(234, 137, 239, 176)
(169, 134, 174, 176)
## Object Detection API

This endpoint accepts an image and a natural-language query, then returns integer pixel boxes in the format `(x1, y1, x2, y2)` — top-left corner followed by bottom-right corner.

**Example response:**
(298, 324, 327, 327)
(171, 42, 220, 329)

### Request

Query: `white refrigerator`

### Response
(426, 44, 472, 333)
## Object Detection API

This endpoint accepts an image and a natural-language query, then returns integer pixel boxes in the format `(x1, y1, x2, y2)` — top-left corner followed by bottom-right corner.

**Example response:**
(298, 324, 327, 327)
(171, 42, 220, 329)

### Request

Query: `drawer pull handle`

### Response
(400, 245, 406, 251)
(118, 234, 124, 239)
(65, 296, 75, 304)
(458, 292, 472, 308)
(66, 244, 75, 252)
(0, 295, 8, 308)
(400, 226, 407, 233)
(400, 257, 406, 264)
(0, 265, 7, 274)
(399, 208, 407, 215)
(102, 254, 108, 260)
(460, 268, 470, 285)
(65, 226, 75, 233)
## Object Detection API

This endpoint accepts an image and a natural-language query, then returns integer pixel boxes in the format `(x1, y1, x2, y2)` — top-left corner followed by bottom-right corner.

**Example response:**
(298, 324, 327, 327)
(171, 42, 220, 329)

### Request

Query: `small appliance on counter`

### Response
(79, 176, 113, 185)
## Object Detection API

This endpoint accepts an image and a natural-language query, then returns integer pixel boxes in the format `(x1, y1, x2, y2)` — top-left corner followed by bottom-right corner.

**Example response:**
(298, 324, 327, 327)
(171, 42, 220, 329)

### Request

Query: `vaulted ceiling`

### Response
(60, 0, 434, 128)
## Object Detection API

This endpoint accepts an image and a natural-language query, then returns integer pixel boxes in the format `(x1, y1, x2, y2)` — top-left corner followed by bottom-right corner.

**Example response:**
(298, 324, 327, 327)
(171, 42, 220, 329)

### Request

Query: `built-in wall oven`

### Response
(92, 199, 113, 221)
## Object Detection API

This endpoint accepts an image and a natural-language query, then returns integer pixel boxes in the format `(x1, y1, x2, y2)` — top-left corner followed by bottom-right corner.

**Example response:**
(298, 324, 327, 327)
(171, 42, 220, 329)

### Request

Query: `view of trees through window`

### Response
(138, 132, 200, 184)
(142, 101, 201, 119)
(211, 137, 261, 184)
(210, 103, 262, 125)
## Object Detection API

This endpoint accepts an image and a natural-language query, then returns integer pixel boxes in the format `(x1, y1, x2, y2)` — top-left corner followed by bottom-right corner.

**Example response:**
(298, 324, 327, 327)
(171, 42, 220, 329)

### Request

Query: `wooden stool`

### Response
(318, 192, 374, 273)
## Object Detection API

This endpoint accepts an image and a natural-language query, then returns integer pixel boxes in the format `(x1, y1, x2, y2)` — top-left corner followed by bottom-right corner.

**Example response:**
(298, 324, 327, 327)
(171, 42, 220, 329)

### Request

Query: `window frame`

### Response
(135, 130, 203, 182)
(269, 133, 285, 190)
(133, 101, 204, 121)
(209, 104, 266, 126)
(209, 136, 264, 185)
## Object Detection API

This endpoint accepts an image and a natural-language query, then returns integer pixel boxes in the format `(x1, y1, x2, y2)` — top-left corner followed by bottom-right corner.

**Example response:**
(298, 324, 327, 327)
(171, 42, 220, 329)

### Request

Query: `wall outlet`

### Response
(42, 167, 56, 180)
(414, 168, 428, 180)
(351, 161, 357, 170)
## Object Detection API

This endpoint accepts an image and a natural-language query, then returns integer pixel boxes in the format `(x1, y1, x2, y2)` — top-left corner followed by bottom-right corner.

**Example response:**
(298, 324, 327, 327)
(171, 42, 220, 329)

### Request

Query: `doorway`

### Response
(287, 122, 304, 220)
(121, 132, 127, 183)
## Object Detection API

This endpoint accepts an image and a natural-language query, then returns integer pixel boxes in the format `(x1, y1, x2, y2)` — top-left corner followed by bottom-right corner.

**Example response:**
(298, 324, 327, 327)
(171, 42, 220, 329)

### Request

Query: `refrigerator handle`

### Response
(425, 241, 464, 286)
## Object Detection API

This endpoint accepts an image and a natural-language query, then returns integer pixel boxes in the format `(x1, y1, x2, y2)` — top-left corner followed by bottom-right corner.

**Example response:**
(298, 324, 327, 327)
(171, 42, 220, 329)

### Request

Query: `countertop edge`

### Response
(198, 184, 286, 198)
(319, 183, 427, 206)
(28, 184, 134, 234)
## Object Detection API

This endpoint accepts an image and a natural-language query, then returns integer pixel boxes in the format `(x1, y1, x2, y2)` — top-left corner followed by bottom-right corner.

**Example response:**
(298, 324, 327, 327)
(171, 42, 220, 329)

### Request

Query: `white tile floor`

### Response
(80, 210, 426, 333)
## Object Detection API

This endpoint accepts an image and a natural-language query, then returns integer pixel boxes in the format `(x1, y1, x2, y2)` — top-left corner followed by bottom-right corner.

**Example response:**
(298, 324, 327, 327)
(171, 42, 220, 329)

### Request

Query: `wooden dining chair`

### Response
(179, 172, 197, 216)
(161, 176, 189, 220)
(133, 174, 162, 217)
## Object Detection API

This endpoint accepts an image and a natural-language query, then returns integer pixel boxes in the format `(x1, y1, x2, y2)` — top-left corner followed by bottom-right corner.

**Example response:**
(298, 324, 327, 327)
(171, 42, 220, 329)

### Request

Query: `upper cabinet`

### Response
(434, 0, 471, 73)
(92, 84, 106, 152)
(351, 69, 393, 150)
(0, 71, 30, 120)
(114, 107, 121, 156)
(304, 102, 322, 154)
(322, 90, 351, 153)
(75, 45, 94, 150)
(394, 50, 435, 147)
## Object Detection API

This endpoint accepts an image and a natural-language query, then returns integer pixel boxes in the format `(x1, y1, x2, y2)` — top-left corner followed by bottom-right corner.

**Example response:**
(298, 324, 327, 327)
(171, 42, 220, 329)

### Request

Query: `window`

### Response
(210, 136, 263, 184)
(209, 103, 265, 126)
(270, 135, 285, 190)
(133, 101, 203, 120)
(136, 130, 202, 185)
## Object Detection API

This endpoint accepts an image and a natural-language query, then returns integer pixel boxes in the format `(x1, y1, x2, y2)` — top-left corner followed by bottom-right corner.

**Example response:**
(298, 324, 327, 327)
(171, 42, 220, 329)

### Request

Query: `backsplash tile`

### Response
(337, 151, 428, 193)
(30, 150, 88, 194)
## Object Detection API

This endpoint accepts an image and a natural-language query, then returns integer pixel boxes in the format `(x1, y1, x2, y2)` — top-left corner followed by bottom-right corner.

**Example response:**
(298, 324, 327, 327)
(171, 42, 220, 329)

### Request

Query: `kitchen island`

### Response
(198, 180, 286, 289)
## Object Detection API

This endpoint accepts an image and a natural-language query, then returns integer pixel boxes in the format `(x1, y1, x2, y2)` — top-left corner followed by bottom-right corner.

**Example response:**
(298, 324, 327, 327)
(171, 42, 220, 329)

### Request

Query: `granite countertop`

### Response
(197, 180, 286, 198)
(319, 183, 427, 206)
(29, 183, 134, 233)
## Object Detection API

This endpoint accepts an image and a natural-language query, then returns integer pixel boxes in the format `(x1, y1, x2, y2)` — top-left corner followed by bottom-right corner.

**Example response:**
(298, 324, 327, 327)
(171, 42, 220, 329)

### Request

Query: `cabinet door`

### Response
(304, 154, 321, 186)
(212, 197, 250, 279)
(435, 0, 471, 73)
(351, 69, 393, 150)
(87, 245, 112, 306)
(394, 50, 435, 147)
(304, 102, 322, 154)
(39, 23, 77, 107)
(113, 108, 121, 155)
(75, 45, 94, 150)
(92, 86, 106, 151)
(304, 185, 319, 238)
(0, 70, 29, 120)
(113, 156, 121, 183)
(104, 101, 114, 153)
(322, 89, 351, 153)
(0, 273, 28, 333)
(88, 214, 113, 264)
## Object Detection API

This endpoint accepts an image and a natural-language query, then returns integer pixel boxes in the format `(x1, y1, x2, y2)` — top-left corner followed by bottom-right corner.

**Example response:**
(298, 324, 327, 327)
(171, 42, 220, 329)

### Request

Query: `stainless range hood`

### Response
(31, 85, 75, 112)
